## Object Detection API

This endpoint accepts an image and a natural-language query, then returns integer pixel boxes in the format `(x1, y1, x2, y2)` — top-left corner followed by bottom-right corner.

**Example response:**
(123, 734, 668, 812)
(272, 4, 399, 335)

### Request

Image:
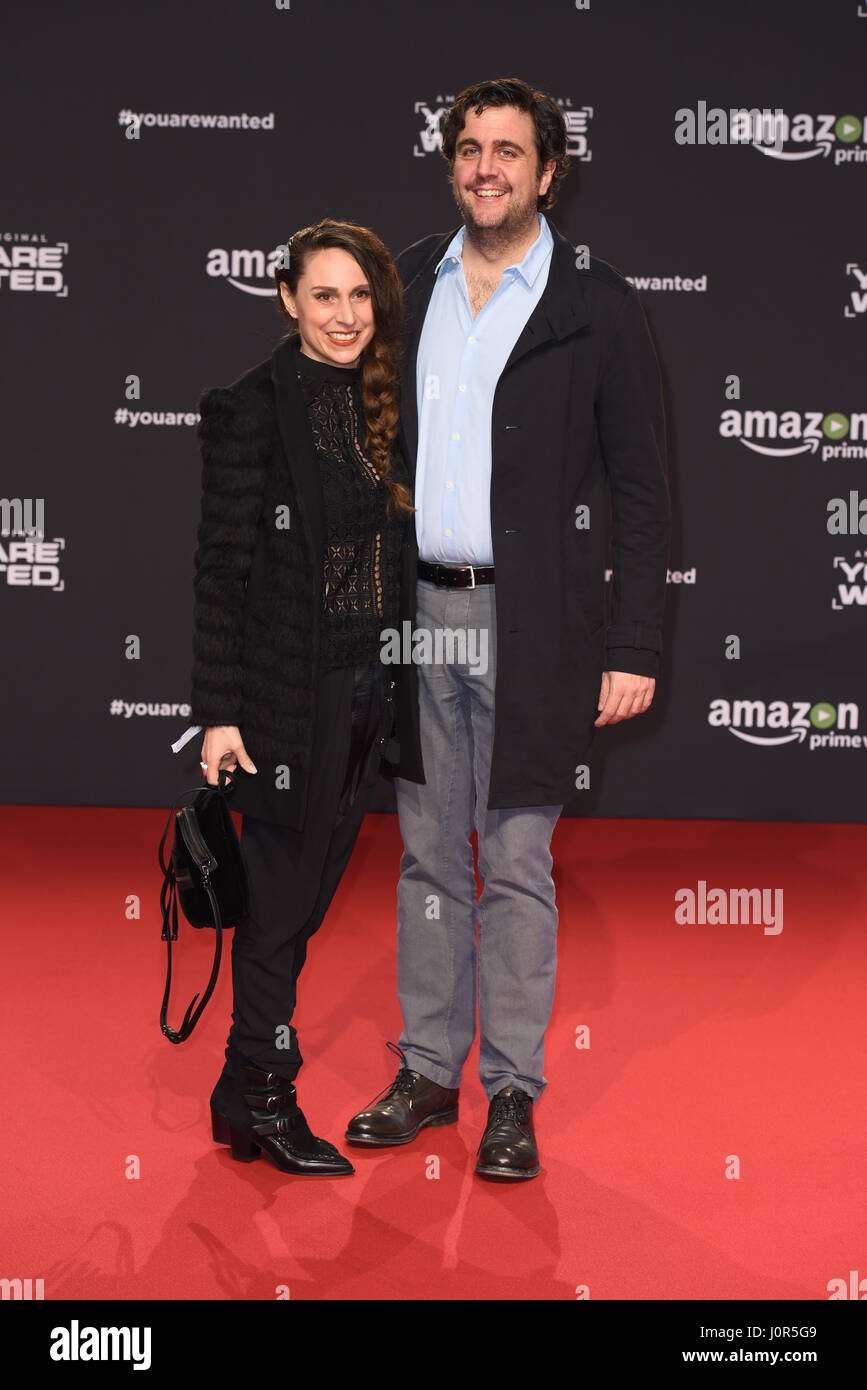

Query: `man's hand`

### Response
(595, 670, 656, 726)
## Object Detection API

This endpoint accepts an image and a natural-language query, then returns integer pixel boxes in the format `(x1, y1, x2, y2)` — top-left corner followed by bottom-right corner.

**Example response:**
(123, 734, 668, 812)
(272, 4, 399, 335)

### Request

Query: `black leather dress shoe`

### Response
(345, 1041, 459, 1146)
(475, 1086, 540, 1180)
(211, 1063, 354, 1176)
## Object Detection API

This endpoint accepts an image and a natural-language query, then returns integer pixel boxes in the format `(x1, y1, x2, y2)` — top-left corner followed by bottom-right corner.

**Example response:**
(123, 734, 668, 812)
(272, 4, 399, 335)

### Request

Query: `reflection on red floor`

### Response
(0, 807, 863, 1300)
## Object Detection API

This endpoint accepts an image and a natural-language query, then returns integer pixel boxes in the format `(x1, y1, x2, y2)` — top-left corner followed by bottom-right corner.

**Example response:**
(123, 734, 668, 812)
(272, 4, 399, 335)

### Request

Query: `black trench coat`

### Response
(381, 219, 671, 809)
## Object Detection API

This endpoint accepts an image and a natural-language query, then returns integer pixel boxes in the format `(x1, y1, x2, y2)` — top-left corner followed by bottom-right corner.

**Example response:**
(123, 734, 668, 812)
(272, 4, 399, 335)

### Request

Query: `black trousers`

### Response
(223, 659, 393, 1081)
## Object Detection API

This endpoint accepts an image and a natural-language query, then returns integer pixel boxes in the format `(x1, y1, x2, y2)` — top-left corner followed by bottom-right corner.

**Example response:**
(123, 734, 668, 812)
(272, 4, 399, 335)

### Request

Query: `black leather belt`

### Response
(417, 559, 495, 588)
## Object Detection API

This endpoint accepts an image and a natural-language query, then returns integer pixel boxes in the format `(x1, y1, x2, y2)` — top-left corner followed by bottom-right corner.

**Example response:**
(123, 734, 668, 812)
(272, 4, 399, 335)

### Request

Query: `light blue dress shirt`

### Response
(414, 212, 554, 565)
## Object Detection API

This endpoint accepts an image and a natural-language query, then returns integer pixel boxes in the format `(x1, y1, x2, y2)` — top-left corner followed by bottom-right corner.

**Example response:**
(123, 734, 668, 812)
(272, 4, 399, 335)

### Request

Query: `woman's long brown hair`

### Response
(274, 218, 415, 518)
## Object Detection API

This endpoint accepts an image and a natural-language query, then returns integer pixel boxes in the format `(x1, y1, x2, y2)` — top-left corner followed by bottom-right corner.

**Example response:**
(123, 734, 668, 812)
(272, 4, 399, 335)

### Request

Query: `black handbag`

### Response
(158, 767, 248, 1043)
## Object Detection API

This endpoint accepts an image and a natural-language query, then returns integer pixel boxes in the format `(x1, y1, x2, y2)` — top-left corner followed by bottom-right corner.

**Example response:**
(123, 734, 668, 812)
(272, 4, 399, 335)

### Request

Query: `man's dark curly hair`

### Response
(440, 77, 571, 211)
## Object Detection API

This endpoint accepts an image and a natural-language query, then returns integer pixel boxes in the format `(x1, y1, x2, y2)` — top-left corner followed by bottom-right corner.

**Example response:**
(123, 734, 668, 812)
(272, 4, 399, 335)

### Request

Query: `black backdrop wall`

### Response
(2, 0, 865, 822)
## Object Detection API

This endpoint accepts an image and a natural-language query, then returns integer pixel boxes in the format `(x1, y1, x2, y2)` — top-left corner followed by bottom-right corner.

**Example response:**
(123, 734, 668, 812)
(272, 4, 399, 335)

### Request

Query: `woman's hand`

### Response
(200, 726, 258, 786)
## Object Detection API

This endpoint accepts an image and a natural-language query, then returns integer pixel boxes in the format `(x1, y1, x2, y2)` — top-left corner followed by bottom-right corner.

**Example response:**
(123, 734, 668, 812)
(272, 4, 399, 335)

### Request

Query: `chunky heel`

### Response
(228, 1126, 261, 1162)
(211, 1108, 231, 1145)
(209, 1061, 354, 1175)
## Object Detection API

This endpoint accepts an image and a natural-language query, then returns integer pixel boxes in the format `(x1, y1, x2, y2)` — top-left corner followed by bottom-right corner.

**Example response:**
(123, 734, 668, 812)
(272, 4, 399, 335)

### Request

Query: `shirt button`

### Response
(452, 432, 460, 441)
(459, 384, 467, 392)
(444, 529, 452, 537)
(467, 336, 475, 344)
(446, 481, 454, 489)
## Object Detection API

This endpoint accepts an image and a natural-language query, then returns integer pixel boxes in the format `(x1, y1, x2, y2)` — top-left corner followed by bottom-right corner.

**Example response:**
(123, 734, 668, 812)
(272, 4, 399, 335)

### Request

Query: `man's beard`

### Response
(452, 179, 538, 255)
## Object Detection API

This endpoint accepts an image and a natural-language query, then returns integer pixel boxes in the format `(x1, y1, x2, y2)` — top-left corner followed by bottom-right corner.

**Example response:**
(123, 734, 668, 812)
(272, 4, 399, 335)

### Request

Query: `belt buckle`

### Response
(465, 564, 476, 590)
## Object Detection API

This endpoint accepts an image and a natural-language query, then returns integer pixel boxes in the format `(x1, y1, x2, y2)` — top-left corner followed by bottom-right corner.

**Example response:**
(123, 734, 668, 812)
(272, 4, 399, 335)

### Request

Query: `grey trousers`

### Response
(393, 578, 563, 1103)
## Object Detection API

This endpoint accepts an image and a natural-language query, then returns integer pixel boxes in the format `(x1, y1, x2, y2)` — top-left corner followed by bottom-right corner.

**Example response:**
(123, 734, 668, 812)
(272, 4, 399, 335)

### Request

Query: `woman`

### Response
(191, 220, 414, 1176)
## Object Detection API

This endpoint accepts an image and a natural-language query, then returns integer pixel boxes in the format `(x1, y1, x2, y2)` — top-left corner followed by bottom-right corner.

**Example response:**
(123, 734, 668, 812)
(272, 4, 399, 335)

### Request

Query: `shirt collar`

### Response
(434, 213, 553, 288)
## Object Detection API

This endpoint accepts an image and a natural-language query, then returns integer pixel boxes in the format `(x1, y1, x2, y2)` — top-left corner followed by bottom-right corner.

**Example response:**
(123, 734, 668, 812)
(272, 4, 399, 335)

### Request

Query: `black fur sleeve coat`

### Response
(188, 337, 415, 829)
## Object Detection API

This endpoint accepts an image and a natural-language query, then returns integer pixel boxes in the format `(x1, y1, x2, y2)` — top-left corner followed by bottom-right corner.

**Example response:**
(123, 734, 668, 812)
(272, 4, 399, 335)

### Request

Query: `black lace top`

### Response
(293, 337, 407, 672)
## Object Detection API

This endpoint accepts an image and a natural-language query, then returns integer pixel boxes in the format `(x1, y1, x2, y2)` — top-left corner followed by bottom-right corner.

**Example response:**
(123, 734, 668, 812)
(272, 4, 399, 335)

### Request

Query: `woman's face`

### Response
(279, 247, 375, 366)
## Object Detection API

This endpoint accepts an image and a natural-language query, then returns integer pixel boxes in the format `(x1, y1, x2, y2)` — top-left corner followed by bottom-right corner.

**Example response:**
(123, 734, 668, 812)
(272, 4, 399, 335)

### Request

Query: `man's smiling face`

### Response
(450, 104, 555, 239)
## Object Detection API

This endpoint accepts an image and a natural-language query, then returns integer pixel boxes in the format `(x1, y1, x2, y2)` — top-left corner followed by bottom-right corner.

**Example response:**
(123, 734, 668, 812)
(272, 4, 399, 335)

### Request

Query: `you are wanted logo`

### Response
(845, 262, 867, 317)
(413, 95, 592, 160)
(709, 698, 861, 752)
(832, 550, 867, 609)
(720, 407, 867, 460)
(0, 233, 68, 296)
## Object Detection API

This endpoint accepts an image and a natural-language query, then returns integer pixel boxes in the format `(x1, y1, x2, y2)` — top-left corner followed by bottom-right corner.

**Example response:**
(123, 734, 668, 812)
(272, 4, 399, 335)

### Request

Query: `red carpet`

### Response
(1, 806, 864, 1300)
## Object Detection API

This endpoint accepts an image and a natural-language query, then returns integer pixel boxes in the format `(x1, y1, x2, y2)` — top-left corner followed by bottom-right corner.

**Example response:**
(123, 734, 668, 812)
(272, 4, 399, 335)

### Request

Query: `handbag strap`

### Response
(158, 768, 236, 1044)
(159, 877, 224, 1044)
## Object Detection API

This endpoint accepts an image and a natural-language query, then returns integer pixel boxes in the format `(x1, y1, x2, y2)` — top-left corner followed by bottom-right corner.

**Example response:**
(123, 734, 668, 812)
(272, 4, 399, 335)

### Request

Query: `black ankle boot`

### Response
(211, 1063, 354, 1177)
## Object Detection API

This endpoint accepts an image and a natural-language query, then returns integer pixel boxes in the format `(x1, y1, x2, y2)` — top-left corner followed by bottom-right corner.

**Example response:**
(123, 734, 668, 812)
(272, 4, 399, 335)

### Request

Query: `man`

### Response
(346, 77, 671, 1179)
